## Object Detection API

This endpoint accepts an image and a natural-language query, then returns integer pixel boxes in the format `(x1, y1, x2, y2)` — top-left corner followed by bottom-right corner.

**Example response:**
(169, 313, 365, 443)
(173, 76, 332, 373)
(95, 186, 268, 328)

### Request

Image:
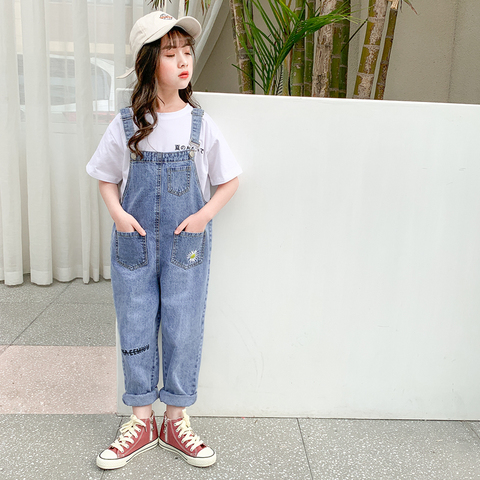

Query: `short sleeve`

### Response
(86, 114, 126, 184)
(203, 114, 242, 186)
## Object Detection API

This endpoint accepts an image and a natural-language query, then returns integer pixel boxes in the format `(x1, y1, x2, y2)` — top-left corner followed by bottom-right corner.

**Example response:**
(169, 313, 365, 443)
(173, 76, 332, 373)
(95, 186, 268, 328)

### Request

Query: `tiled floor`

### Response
(1, 276, 480, 479)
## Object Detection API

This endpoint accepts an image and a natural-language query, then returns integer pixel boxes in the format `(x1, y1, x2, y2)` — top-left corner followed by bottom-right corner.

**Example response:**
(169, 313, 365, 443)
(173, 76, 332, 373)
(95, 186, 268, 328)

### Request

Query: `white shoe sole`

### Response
(158, 438, 216, 467)
(96, 438, 159, 470)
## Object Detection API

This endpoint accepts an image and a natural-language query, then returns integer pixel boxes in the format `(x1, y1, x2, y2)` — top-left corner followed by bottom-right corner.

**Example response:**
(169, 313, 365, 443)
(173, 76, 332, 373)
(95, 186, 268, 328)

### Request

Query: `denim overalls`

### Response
(111, 107, 212, 408)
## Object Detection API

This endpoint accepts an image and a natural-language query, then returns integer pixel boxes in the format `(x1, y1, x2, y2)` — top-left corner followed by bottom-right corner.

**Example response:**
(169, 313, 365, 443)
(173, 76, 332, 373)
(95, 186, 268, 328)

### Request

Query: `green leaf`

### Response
(237, 0, 351, 94)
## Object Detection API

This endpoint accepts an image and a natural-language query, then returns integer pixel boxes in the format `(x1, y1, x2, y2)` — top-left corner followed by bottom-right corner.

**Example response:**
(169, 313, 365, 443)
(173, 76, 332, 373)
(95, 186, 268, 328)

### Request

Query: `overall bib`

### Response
(111, 107, 212, 408)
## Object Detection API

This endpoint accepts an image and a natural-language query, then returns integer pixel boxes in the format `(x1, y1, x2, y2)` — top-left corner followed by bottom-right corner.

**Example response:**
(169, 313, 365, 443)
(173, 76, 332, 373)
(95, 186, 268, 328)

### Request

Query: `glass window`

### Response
(18, 54, 113, 106)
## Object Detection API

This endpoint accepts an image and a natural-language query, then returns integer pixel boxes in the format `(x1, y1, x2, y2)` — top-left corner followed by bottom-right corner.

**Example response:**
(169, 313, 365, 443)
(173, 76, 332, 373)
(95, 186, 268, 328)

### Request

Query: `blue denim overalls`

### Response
(111, 107, 212, 408)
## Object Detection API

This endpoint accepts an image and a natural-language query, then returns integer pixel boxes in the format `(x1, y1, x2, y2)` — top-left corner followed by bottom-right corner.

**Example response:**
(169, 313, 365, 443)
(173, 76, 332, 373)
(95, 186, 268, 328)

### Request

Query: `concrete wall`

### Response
(194, 0, 480, 105)
(117, 92, 480, 419)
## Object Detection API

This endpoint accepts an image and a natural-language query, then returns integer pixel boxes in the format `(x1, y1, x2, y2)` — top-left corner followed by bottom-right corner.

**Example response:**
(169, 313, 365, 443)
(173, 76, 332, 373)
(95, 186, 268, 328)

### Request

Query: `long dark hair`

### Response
(127, 27, 200, 159)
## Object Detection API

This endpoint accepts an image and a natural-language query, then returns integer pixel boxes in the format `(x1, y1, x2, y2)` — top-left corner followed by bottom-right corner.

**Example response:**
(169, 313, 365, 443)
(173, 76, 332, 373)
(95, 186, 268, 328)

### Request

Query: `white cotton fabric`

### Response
(86, 104, 242, 202)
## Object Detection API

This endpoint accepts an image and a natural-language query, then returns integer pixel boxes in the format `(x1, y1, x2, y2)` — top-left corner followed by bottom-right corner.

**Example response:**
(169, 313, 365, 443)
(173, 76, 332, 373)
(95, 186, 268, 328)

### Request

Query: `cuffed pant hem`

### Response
(159, 388, 197, 407)
(123, 388, 159, 407)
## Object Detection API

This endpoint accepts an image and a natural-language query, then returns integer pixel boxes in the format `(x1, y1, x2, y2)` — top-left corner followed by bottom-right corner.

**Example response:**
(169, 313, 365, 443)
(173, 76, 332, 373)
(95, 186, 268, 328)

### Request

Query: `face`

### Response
(156, 34, 193, 93)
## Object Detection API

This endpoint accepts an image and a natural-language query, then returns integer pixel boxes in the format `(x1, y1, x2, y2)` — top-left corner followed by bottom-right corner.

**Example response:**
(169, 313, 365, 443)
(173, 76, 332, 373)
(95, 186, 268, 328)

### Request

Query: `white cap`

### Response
(117, 11, 202, 79)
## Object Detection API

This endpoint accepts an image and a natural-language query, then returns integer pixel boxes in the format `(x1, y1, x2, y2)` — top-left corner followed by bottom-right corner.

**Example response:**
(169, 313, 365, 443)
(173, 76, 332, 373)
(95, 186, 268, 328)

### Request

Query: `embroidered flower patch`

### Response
(187, 250, 198, 263)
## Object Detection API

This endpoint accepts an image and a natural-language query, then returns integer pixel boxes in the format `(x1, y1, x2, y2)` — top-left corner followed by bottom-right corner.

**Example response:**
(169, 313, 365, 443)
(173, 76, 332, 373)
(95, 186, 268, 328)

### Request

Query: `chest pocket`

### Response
(167, 165, 191, 196)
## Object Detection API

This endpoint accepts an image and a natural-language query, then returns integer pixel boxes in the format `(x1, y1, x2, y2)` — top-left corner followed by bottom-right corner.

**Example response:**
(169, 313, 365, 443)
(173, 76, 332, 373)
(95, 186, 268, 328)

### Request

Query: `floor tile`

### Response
(102, 417, 312, 480)
(0, 275, 69, 303)
(0, 302, 48, 344)
(0, 346, 116, 414)
(0, 414, 122, 480)
(467, 422, 480, 440)
(55, 278, 114, 304)
(13, 303, 116, 346)
(299, 418, 480, 480)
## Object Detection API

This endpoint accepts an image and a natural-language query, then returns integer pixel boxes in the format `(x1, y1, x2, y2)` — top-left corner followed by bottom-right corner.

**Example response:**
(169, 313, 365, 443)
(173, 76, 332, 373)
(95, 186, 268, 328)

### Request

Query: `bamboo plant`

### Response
(311, 0, 351, 98)
(312, 0, 336, 97)
(374, 0, 416, 99)
(290, 0, 306, 96)
(352, 0, 389, 99)
(230, 0, 255, 93)
(237, 0, 349, 95)
(329, 3, 350, 97)
(303, 0, 315, 96)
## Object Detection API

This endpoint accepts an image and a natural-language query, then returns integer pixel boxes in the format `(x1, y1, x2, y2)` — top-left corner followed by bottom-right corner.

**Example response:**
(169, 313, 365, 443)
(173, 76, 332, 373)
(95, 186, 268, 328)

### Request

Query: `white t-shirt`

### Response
(86, 104, 241, 201)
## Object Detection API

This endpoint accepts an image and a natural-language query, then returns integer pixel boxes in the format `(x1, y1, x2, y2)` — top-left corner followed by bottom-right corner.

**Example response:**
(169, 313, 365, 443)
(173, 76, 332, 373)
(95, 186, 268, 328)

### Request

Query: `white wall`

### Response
(117, 92, 480, 419)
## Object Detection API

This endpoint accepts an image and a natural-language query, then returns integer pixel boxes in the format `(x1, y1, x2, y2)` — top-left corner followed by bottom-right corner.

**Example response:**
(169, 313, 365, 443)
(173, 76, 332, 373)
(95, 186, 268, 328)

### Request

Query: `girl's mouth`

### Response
(179, 72, 189, 79)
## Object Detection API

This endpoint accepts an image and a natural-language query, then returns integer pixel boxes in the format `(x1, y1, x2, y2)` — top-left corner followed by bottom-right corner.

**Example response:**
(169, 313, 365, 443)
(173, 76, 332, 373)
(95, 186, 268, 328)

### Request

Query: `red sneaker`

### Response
(96, 412, 158, 469)
(158, 410, 216, 467)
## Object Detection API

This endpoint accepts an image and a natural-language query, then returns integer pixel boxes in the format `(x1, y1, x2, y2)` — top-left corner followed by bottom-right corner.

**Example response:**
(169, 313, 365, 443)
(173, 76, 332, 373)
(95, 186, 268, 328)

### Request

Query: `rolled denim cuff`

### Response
(123, 388, 159, 407)
(159, 388, 197, 408)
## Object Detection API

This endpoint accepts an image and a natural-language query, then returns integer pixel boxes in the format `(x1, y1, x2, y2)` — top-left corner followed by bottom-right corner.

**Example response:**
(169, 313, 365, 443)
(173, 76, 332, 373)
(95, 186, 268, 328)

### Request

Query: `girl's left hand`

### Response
(175, 212, 208, 234)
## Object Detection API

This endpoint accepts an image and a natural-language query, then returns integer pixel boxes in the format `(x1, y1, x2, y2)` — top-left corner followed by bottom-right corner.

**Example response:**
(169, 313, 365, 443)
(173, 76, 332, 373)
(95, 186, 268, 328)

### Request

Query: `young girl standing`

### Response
(86, 11, 241, 470)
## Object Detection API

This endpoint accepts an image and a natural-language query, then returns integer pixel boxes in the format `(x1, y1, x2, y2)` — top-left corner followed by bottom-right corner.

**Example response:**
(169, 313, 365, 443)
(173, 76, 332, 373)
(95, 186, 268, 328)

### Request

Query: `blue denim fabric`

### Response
(111, 107, 212, 408)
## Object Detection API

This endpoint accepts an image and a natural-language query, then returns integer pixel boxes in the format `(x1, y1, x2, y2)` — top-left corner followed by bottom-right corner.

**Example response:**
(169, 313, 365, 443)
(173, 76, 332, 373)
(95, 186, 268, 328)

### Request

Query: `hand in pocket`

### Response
(174, 212, 208, 234)
(115, 211, 146, 235)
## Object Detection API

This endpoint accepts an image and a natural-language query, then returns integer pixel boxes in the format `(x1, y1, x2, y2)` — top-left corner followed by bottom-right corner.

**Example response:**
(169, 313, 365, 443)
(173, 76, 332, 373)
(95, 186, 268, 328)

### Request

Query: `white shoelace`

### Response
(110, 415, 146, 453)
(174, 411, 204, 452)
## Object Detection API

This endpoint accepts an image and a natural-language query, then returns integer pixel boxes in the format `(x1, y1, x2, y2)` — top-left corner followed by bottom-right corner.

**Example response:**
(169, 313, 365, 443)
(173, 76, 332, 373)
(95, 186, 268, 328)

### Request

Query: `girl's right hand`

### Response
(114, 211, 146, 236)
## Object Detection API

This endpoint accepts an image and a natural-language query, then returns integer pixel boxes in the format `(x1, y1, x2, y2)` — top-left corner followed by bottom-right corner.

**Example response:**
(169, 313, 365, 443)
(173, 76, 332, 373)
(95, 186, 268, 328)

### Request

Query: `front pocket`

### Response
(167, 165, 191, 196)
(171, 231, 206, 269)
(115, 231, 148, 270)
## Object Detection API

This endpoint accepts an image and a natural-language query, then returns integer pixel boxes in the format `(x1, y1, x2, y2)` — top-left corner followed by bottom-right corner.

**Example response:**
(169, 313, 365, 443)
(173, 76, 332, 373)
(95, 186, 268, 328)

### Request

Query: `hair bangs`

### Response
(161, 27, 195, 51)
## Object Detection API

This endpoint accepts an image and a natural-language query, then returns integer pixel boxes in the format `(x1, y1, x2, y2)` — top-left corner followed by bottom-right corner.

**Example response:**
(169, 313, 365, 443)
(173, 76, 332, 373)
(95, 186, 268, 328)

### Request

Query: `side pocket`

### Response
(171, 231, 206, 270)
(115, 231, 148, 270)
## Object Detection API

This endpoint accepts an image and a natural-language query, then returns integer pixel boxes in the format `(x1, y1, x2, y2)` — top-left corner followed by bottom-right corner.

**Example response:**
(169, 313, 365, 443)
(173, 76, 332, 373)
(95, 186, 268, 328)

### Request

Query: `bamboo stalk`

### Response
(280, 2, 291, 96)
(326, 1, 350, 97)
(312, 0, 337, 97)
(353, 0, 388, 99)
(374, 0, 418, 99)
(338, 13, 349, 97)
(280, 2, 292, 96)
(329, 6, 342, 97)
(303, 0, 315, 96)
(374, 3, 397, 99)
(229, 0, 242, 90)
(281, 61, 289, 96)
(230, 0, 254, 94)
(290, 0, 306, 96)
(290, 48, 305, 95)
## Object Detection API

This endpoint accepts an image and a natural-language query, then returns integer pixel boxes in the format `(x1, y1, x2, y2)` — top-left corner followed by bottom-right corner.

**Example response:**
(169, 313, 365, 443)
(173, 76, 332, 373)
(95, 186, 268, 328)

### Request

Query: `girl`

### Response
(86, 11, 241, 470)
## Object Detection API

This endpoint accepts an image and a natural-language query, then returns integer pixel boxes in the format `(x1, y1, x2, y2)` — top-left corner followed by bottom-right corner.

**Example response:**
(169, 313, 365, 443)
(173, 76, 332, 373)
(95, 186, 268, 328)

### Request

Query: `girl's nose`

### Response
(179, 54, 188, 67)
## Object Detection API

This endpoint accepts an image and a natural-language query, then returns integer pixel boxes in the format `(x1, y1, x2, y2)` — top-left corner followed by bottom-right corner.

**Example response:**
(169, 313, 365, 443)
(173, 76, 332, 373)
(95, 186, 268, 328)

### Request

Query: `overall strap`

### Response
(189, 108, 204, 151)
(120, 108, 135, 144)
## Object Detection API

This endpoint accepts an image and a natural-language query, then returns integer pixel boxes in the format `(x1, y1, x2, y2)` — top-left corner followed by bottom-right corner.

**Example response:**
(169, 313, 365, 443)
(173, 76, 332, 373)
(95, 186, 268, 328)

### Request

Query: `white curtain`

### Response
(0, 0, 216, 286)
